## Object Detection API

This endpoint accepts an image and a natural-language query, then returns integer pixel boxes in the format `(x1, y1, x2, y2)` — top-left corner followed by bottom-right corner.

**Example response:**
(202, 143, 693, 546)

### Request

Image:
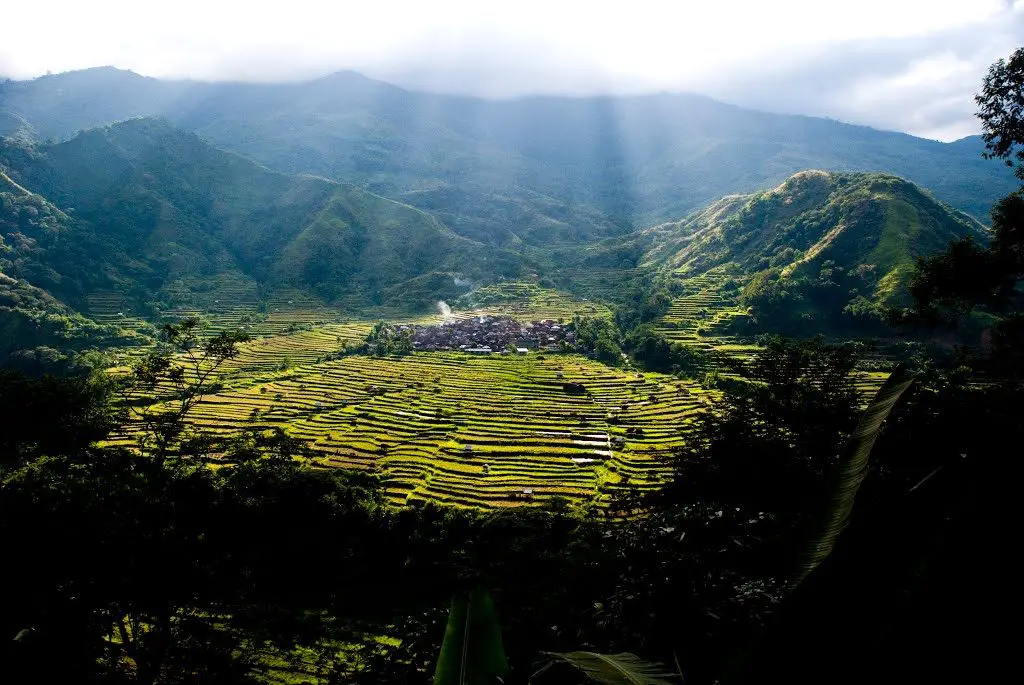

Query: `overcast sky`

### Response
(2, 0, 1022, 141)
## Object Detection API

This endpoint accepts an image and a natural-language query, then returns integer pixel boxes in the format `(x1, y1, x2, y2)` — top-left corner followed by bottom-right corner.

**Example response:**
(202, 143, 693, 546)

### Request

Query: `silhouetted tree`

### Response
(977, 46, 1024, 180)
(120, 318, 249, 463)
(904, 47, 1024, 375)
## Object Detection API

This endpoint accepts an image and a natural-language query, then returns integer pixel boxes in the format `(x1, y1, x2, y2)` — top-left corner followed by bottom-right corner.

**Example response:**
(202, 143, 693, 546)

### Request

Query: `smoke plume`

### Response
(436, 300, 454, 320)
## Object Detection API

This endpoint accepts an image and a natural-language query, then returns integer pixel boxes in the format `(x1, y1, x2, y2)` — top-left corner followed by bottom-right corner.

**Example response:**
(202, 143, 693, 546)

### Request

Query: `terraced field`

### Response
(656, 267, 750, 347)
(120, 352, 705, 509)
(104, 274, 898, 511)
(160, 287, 342, 337)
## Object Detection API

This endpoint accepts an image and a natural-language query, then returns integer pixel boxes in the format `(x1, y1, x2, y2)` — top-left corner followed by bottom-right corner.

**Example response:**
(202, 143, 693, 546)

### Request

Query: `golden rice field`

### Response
(115, 351, 706, 509)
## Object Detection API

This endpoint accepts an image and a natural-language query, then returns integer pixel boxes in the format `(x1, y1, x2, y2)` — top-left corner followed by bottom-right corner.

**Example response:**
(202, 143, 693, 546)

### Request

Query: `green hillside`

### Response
(0, 118, 530, 318)
(639, 171, 986, 334)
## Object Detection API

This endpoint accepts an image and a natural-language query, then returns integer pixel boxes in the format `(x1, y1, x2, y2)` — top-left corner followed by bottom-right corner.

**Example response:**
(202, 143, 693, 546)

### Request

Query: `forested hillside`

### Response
(0, 118, 528, 317)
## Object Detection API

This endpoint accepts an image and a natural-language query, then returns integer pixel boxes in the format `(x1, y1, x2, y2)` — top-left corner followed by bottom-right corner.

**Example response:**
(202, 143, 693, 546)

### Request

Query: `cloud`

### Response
(1, 0, 1021, 139)
(696, 9, 1024, 140)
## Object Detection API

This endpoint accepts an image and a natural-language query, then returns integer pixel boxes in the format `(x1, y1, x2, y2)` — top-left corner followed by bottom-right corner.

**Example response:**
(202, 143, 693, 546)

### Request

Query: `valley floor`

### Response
(104, 280, 889, 511)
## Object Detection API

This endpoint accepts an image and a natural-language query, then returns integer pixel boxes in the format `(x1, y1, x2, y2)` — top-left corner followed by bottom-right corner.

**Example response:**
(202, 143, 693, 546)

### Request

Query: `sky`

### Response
(1, 0, 1022, 141)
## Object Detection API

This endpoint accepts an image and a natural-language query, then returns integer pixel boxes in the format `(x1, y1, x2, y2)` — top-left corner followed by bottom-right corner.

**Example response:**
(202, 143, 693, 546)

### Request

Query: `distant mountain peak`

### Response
(30, 65, 149, 82)
(311, 69, 388, 84)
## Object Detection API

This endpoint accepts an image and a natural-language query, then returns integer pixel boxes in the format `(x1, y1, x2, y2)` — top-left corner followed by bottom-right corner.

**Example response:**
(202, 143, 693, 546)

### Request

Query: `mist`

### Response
(3, 0, 1022, 140)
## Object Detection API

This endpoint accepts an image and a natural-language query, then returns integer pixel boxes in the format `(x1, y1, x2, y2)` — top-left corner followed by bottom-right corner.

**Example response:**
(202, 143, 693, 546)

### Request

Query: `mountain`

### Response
(0, 114, 999, 359)
(0, 67, 1015, 244)
(0, 118, 528, 319)
(634, 170, 987, 333)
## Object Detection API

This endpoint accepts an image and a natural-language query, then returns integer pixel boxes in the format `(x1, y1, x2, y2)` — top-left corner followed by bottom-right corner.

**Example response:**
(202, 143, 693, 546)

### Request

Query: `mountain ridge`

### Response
(1, 66, 1014, 233)
(0, 66, 990, 142)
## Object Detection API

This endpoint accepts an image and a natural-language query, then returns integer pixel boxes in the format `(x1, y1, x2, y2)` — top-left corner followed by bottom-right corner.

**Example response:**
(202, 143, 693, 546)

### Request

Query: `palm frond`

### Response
(539, 651, 678, 684)
(789, 365, 915, 590)
(434, 588, 509, 685)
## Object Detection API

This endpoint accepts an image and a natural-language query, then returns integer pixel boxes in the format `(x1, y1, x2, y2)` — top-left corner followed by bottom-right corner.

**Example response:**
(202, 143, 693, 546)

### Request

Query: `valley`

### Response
(3, 38, 1019, 685)
(99, 285, 690, 509)
(2, 117, 955, 507)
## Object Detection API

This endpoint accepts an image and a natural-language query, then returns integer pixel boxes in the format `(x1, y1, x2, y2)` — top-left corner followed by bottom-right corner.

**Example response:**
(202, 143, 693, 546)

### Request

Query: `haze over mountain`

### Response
(3, 1, 1020, 141)
(0, 67, 1016, 238)
(0, 110, 994, 363)
(0, 118, 532, 318)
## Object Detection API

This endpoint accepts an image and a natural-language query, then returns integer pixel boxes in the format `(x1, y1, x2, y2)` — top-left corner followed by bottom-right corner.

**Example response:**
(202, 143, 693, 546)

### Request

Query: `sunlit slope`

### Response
(639, 171, 986, 332)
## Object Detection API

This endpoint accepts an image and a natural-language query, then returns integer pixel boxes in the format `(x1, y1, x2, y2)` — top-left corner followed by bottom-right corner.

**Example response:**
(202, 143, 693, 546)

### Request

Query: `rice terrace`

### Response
(108, 278, 887, 511)
(105, 284, 700, 509)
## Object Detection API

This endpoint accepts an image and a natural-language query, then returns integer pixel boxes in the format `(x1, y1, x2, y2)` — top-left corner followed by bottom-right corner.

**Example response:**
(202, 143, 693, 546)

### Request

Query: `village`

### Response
(397, 315, 576, 353)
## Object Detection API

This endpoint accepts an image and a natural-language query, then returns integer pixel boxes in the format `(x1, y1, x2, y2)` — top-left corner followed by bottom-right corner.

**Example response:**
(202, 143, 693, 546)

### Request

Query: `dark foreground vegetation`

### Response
(1, 47, 1023, 685)
(0, 324, 1018, 683)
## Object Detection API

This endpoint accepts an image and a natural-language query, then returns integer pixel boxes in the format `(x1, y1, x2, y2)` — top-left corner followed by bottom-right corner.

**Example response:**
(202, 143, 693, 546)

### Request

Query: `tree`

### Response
(905, 236, 1004, 322)
(601, 337, 863, 682)
(977, 47, 1024, 181)
(571, 316, 624, 366)
(624, 325, 709, 376)
(903, 47, 1024, 374)
(362, 321, 413, 356)
(120, 318, 249, 463)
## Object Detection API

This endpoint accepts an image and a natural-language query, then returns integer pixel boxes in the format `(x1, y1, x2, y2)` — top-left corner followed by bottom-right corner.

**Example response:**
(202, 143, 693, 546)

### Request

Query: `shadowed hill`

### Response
(0, 182, 144, 366)
(0, 118, 526, 317)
